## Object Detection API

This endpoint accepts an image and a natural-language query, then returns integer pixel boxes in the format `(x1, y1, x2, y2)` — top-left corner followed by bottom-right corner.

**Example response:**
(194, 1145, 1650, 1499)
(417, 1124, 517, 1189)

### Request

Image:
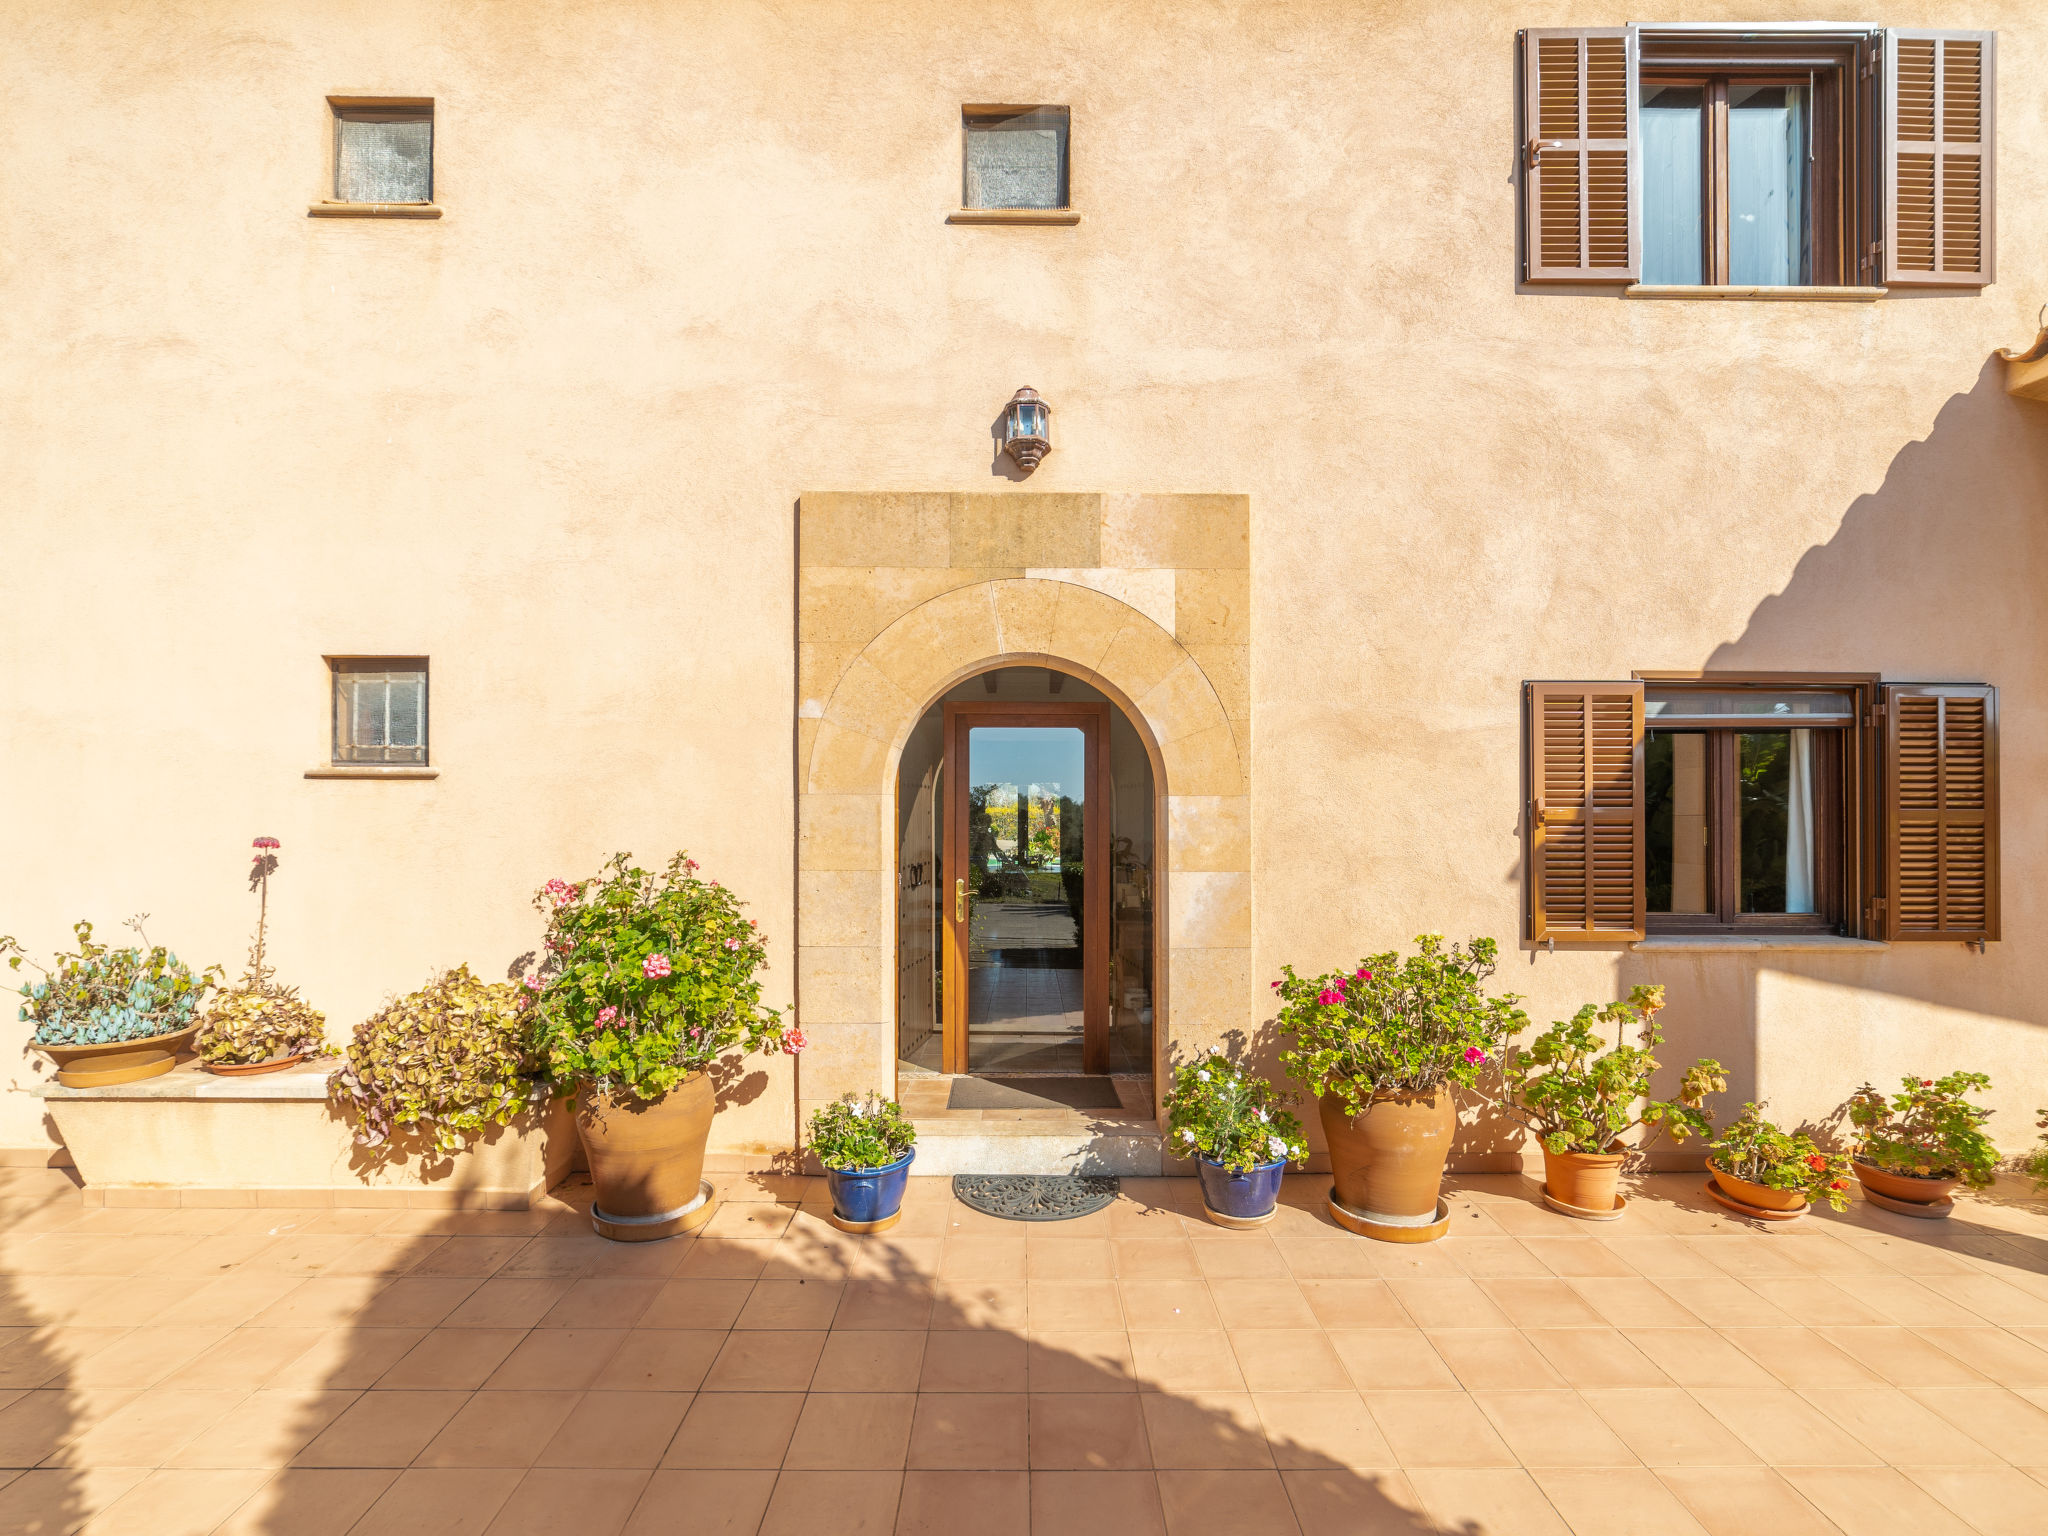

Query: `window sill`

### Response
(304, 765, 438, 780)
(307, 201, 442, 220)
(1624, 285, 1883, 302)
(946, 208, 1081, 226)
(1632, 935, 1888, 953)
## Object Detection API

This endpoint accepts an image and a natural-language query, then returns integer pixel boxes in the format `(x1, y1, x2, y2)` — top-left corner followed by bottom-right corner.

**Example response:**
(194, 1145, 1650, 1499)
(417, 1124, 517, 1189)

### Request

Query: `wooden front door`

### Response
(941, 702, 1111, 1075)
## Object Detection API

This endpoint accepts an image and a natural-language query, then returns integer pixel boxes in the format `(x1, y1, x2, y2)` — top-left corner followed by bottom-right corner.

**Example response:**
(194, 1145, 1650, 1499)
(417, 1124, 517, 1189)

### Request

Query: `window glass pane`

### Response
(337, 115, 433, 203)
(1646, 732, 1711, 913)
(1646, 689, 1852, 721)
(1727, 84, 1809, 285)
(1641, 85, 1705, 284)
(965, 109, 1067, 209)
(352, 676, 388, 748)
(386, 677, 422, 748)
(1738, 729, 1817, 913)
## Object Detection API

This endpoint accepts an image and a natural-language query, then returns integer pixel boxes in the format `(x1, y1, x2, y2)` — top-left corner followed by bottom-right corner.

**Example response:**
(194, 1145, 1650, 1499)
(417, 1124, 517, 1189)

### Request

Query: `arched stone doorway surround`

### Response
(794, 492, 1250, 1131)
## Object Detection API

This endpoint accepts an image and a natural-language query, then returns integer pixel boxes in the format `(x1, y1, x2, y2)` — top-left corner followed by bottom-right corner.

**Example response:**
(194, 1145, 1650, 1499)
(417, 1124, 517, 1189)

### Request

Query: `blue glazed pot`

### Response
(825, 1148, 916, 1225)
(1199, 1157, 1286, 1222)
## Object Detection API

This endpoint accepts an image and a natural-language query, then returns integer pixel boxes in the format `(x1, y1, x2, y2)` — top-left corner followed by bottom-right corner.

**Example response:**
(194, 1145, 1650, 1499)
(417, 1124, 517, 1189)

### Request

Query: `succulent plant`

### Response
(196, 837, 327, 1066)
(4, 918, 219, 1048)
(328, 965, 543, 1155)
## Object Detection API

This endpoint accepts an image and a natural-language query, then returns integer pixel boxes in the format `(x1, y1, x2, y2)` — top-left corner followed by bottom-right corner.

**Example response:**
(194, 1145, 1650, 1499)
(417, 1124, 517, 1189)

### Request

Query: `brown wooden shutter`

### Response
(1522, 29, 1638, 284)
(1883, 31, 1995, 287)
(1883, 685, 1998, 942)
(1527, 682, 1645, 942)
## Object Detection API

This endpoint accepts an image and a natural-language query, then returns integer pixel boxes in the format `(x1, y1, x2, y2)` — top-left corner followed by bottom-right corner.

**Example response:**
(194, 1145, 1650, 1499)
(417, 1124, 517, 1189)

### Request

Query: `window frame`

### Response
(960, 104, 1071, 214)
(330, 658, 430, 767)
(329, 97, 435, 206)
(1636, 671, 1878, 938)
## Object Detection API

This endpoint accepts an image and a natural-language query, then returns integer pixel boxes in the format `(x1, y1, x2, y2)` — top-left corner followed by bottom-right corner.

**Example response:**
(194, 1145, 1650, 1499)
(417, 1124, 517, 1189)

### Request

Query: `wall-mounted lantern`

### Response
(1000, 387, 1052, 473)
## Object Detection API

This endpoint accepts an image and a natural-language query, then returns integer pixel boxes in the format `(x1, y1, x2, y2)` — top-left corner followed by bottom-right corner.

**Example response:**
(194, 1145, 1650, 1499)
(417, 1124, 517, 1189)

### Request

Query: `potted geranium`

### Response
(196, 838, 326, 1075)
(1165, 1052, 1307, 1228)
(522, 853, 802, 1241)
(1848, 1072, 2001, 1215)
(1276, 935, 1525, 1238)
(1499, 984, 1723, 1218)
(809, 1092, 917, 1232)
(1705, 1102, 1853, 1221)
(4, 917, 220, 1087)
(2020, 1109, 2048, 1193)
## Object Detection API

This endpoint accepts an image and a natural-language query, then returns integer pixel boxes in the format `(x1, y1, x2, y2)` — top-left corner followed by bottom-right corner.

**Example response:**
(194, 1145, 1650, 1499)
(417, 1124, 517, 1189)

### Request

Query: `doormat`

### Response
(952, 1174, 1120, 1221)
(948, 1076, 1124, 1111)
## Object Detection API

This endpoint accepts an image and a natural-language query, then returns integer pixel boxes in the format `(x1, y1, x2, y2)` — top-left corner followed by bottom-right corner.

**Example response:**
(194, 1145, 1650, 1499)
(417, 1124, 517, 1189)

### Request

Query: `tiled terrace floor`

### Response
(1, 1168, 2046, 1535)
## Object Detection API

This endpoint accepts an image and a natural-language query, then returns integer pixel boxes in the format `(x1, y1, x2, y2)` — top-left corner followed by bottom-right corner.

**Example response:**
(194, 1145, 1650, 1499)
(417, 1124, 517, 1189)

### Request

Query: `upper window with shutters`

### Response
(1525, 676, 1998, 948)
(1522, 26, 1993, 291)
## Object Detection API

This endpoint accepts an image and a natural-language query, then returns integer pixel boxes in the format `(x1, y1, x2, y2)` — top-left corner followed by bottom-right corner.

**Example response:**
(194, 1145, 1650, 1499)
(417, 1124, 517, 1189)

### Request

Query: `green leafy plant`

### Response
(1275, 935, 1528, 1113)
(196, 838, 326, 1067)
(3, 917, 220, 1048)
(521, 853, 801, 1101)
(1849, 1072, 2001, 1187)
(808, 1092, 917, 1171)
(328, 965, 542, 1154)
(1708, 1102, 1854, 1212)
(1165, 1052, 1307, 1173)
(1499, 985, 1725, 1156)
(2018, 1109, 2048, 1193)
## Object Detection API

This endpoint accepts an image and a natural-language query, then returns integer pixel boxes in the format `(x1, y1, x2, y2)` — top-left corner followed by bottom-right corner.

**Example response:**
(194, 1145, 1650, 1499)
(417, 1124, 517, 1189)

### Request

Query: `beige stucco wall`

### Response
(3, 1, 2045, 1165)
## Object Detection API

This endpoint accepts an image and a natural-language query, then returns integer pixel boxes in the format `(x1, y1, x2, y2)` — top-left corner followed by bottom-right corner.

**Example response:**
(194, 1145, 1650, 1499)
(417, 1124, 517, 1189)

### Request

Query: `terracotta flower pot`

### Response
(1708, 1161, 1809, 1214)
(34, 1024, 198, 1088)
(1852, 1156, 1960, 1207)
(203, 1052, 308, 1078)
(1542, 1145, 1627, 1213)
(1320, 1087, 1455, 1222)
(577, 1072, 715, 1238)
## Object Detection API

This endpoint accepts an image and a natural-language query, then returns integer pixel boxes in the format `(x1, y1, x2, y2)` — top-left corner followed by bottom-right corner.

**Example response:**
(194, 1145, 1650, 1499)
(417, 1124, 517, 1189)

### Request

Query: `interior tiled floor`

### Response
(2, 1166, 2046, 1535)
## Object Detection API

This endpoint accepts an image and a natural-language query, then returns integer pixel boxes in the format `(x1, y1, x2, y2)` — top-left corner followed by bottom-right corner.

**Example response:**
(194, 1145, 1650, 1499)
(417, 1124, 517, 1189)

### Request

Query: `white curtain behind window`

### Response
(1785, 729, 1816, 913)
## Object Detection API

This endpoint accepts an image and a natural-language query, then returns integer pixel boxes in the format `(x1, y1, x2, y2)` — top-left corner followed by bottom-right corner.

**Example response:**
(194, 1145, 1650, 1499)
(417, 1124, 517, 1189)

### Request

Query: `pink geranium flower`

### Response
(643, 953, 672, 979)
(1317, 989, 1342, 1006)
(252, 836, 280, 849)
(781, 1027, 807, 1054)
(1463, 1047, 1486, 1064)
(596, 1006, 617, 1026)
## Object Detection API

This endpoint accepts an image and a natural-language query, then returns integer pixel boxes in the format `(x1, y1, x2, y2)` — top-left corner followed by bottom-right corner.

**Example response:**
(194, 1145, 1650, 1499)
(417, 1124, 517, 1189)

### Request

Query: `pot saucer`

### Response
(1202, 1204, 1277, 1231)
(1542, 1190, 1629, 1222)
(1860, 1186, 1955, 1219)
(1326, 1188, 1451, 1244)
(828, 1207, 902, 1234)
(1702, 1178, 1808, 1223)
(591, 1178, 717, 1242)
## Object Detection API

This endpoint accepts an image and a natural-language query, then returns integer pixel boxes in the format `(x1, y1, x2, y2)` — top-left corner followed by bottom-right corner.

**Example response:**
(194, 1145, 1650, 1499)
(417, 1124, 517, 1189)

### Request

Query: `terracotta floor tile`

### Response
(292, 1390, 471, 1468)
(1364, 1244, 1466, 1282)
(416, 1389, 580, 1468)
(408, 1237, 527, 1278)
(1691, 1387, 1885, 1466)
(660, 1392, 804, 1469)
(1156, 1468, 1302, 1535)
(1252, 1391, 1395, 1470)
(1565, 1277, 1705, 1330)
(1934, 1272, 2048, 1328)
(589, 1329, 724, 1392)
(1618, 1328, 1779, 1389)
(1027, 1332, 1137, 1392)
(1227, 1330, 1351, 1393)
(701, 1203, 795, 1241)
(734, 1280, 843, 1331)
(75, 1468, 271, 1536)
(757, 1469, 902, 1536)
(1814, 1326, 1991, 1388)
(172, 1274, 308, 1330)
(905, 1392, 1027, 1468)
(535, 1390, 690, 1468)
(1030, 1469, 1168, 1536)
(52, 1387, 245, 1468)
(1476, 1279, 1606, 1330)
(836, 1279, 935, 1330)
(700, 1330, 825, 1392)
(1901, 1464, 2048, 1536)
(442, 1278, 576, 1330)
(1027, 1282, 1125, 1332)
(479, 1468, 648, 1536)
(168, 1388, 359, 1468)
(212, 1468, 397, 1536)
(1421, 1329, 1566, 1391)
(1360, 1390, 1515, 1469)
(812, 1330, 927, 1392)
(1655, 1465, 1838, 1536)
(1532, 1466, 1708, 1536)
(245, 1279, 381, 1330)
(918, 1330, 1025, 1392)
(1326, 1329, 1460, 1390)
(1524, 1328, 1671, 1388)
(1382, 1280, 1511, 1331)
(1652, 1277, 1800, 1329)
(1471, 1389, 1638, 1468)
(535, 1277, 662, 1330)
(1522, 1238, 1641, 1278)
(1276, 1242, 1379, 1280)
(674, 1239, 776, 1281)
(636, 1278, 756, 1331)
(1912, 1327, 2048, 1387)
(1598, 1236, 1722, 1280)
(1189, 1239, 1288, 1279)
(1130, 1332, 1248, 1393)
(356, 1278, 484, 1328)
(1780, 1466, 1978, 1536)
(1029, 1392, 1152, 1468)
(1910, 1385, 2048, 1461)
(1115, 1240, 1203, 1279)
(1805, 1386, 2002, 1464)
(783, 1391, 916, 1468)
(1579, 1387, 1761, 1466)
(1833, 1277, 1989, 1329)
(1448, 1239, 1550, 1280)
(1207, 1280, 1318, 1331)
(0, 1465, 149, 1536)
(349, 1467, 522, 1536)
(64, 1325, 231, 1389)
(1140, 1391, 1273, 1469)
(264, 1327, 427, 1390)
(1028, 1239, 1117, 1280)
(931, 1279, 1027, 1331)
(1120, 1281, 1224, 1331)
(157, 1326, 325, 1392)
(377, 1328, 526, 1390)
(1721, 1327, 1887, 1389)
(1296, 1280, 1412, 1331)
(1744, 1277, 1894, 1327)
(893, 1468, 1027, 1536)
(621, 1468, 776, 1536)
(1280, 1467, 1431, 1536)
(1405, 1467, 1571, 1534)
(481, 1328, 627, 1391)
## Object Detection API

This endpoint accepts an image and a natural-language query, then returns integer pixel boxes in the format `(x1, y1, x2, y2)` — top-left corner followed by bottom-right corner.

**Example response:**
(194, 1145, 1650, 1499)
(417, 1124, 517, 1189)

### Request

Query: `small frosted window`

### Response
(964, 108, 1068, 210)
(335, 108, 433, 203)
(333, 661, 429, 764)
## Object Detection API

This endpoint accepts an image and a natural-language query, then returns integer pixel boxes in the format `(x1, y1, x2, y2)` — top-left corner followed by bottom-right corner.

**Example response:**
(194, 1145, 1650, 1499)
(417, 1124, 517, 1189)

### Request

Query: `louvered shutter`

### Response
(1883, 685, 1998, 942)
(1522, 29, 1639, 283)
(1883, 31, 1995, 287)
(1527, 682, 1645, 943)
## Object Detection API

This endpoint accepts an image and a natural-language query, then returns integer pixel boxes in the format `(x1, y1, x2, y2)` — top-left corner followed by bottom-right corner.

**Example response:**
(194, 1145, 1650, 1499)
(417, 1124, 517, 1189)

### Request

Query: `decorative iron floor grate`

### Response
(951, 1173, 1120, 1221)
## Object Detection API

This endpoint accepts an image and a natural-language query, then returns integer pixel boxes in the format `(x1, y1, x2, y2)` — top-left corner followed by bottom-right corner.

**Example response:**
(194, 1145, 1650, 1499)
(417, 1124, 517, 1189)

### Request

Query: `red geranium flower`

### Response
(252, 836, 280, 849)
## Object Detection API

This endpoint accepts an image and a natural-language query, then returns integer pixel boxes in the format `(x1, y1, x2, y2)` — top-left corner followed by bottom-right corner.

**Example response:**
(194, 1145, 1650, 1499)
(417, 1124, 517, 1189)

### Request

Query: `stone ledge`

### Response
(37, 1058, 337, 1101)
(1632, 936, 1890, 953)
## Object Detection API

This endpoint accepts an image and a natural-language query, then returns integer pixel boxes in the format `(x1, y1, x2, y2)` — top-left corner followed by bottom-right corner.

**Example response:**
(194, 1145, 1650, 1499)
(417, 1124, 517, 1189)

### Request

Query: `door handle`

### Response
(955, 879, 966, 922)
